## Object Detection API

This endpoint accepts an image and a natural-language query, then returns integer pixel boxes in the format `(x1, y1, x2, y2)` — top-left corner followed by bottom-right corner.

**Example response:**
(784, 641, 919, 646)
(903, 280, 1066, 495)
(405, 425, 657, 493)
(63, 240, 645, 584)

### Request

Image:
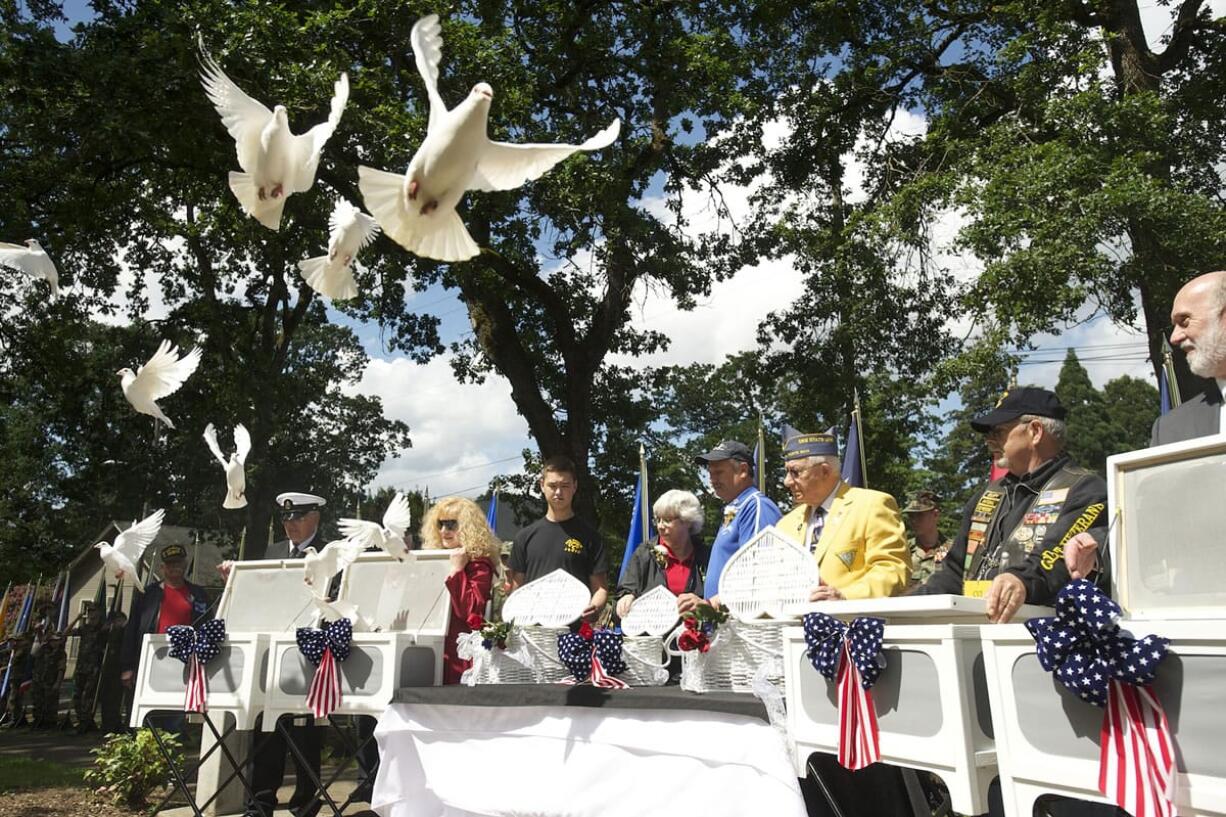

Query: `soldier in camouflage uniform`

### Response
(30, 628, 67, 729)
(902, 490, 952, 588)
(1, 632, 34, 728)
(68, 603, 105, 732)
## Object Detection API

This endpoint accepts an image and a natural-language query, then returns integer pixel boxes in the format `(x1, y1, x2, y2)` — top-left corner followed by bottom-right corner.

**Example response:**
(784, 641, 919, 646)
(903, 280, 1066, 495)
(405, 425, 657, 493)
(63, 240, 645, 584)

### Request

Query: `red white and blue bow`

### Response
(167, 619, 226, 713)
(1026, 580, 1176, 817)
(803, 613, 885, 770)
(296, 618, 352, 718)
(557, 625, 628, 689)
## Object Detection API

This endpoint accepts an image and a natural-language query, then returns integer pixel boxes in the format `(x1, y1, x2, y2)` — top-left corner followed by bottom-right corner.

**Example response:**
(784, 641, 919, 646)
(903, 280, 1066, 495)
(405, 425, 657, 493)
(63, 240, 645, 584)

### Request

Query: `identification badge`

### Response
(1038, 488, 1069, 504)
(962, 580, 991, 598)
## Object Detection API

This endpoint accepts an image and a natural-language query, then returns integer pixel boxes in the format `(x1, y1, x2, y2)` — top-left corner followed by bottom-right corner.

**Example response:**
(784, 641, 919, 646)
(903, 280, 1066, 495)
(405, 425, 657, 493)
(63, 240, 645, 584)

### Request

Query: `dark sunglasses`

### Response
(436, 519, 459, 531)
(281, 510, 311, 521)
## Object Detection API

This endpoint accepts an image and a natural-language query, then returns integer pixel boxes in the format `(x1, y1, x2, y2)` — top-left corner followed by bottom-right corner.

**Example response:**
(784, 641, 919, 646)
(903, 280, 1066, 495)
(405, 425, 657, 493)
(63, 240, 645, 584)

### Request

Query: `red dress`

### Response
(442, 557, 494, 684)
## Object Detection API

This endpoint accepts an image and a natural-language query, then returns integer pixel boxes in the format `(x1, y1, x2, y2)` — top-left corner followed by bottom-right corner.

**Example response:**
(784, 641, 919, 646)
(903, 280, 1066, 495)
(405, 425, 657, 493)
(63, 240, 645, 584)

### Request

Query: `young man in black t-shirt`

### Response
(509, 456, 608, 620)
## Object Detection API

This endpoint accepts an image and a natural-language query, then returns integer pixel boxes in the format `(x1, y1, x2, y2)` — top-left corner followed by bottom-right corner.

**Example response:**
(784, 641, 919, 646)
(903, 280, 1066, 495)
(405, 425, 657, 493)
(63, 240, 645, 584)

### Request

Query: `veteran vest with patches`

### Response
(961, 463, 1090, 598)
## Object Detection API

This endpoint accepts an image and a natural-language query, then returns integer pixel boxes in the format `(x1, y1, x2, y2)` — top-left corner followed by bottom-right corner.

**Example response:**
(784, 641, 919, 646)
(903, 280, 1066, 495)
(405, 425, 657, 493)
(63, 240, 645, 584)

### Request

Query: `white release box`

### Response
(262, 551, 450, 727)
(1107, 433, 1226, 620)
(783, 595, 1049, 815)
(131, 558, 321, 729)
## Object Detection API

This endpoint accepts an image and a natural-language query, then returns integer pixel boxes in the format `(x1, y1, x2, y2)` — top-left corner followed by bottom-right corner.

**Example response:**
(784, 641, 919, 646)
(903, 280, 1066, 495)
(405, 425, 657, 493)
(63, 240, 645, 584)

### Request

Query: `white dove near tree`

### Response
(95, 508, 165, 592)
(297, 198, 380, 300)
(117, 340, 202, 430)
(302, 538, 367, 596)
(199, 41, 349, 231)
(358, 14, 620, 262)
(203, 422, 252, 509)
(338, 492, 413, 562)
(0, 239, 61, 298)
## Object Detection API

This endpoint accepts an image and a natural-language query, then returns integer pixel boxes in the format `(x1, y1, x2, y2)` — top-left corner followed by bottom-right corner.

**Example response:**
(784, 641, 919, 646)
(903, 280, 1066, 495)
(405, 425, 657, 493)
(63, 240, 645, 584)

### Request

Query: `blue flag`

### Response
(1159, 366, 1171, 416)
(618, 453, 654, 581)
(841, 412, 865, 488)
(486, 490, 499, 533)
(14, 583, 36, 634)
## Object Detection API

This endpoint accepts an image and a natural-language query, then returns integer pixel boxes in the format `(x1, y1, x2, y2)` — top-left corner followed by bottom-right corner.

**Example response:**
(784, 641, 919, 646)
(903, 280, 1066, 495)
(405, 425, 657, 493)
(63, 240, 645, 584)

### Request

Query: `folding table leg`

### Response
(146, 718, 205, 817)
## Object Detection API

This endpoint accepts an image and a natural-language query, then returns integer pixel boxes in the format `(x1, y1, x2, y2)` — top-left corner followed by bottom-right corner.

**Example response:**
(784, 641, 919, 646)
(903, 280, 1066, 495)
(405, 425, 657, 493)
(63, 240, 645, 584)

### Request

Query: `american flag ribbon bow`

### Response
(296, 618, 353, 718)
(1026, 579, 1176, 817)
(557, 624, 629, 689)
(167, 619, 227, 713)
(803, 613, 886, 770)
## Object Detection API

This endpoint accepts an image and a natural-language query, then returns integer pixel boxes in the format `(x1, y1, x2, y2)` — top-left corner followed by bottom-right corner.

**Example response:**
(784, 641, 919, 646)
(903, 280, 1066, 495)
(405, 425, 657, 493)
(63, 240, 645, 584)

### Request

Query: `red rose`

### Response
(678, 629, 706, 652)
(578, 621, 594, 640)
(698, 638, 711, 653)
(466, 614, 484, 630)
(683, 616, 699, 632)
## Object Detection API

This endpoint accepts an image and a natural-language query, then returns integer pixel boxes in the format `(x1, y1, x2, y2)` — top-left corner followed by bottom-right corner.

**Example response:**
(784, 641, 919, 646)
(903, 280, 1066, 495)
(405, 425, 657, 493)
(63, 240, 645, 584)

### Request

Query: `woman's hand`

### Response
(615, 595, 635, 619)
(676, 593, 704, 614)
(448, 548, 470, 574)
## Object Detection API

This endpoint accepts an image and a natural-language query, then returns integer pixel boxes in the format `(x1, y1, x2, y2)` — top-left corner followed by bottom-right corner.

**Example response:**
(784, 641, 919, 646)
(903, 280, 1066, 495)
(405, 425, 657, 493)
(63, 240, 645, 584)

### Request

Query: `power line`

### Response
(396, 454, 524, 484)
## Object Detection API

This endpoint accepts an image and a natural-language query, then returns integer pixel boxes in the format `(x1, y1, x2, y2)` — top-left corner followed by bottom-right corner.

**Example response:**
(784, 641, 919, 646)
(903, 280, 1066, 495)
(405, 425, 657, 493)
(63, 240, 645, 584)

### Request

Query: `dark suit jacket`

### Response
(1151, 382, 1223, 446)
(119, 580, 211, 673)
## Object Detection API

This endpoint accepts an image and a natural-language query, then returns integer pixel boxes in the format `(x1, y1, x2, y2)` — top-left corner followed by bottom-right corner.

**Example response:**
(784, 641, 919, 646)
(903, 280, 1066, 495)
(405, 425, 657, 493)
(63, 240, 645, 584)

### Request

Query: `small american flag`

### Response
(836, 641, 880, 770)
(306, 647, 342, 718)
(803, 613, 885, 770)
(184, 655, 207, 713)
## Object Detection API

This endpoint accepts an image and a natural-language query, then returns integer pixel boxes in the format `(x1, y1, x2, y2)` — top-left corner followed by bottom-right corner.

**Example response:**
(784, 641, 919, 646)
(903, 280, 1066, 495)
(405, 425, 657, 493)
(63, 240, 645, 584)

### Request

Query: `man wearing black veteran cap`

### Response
(692, 440, 782, 608)
(910, 386, 1108, 622)
(777, 427, 909, 599)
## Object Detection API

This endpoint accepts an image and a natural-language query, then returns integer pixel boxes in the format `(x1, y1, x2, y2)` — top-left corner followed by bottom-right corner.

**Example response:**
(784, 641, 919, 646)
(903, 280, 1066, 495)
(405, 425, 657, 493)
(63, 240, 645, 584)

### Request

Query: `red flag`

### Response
(1098, 682, 1175, 817)
(836, 642, 881, 770)
(306, 647, 343, 718)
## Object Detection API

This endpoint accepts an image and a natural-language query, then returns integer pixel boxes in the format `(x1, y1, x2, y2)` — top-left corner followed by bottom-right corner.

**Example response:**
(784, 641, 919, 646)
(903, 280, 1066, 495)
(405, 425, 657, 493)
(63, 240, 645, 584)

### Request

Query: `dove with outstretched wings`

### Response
(95, 508, 166, 591)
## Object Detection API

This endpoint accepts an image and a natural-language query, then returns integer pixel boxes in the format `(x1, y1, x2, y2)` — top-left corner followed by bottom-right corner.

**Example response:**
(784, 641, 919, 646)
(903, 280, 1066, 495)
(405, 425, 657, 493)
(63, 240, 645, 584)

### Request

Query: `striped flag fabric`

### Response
(184, 655, 208, 713)
(306, 647, 342, 718)
(836, 641, 881, 770)
(1099, 682, 1176, 817)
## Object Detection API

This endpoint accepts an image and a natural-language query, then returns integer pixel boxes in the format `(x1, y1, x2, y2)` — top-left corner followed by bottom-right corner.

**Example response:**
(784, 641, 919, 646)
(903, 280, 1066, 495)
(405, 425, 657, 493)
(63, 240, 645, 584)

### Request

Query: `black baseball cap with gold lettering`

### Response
(160, 544, 187, 562)
(970, 387, 1067, 432)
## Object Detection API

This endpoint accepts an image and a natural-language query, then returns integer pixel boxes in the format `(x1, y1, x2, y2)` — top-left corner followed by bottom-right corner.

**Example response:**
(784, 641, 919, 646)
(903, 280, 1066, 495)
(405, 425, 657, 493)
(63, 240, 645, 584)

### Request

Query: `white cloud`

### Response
(347, 354, 530, 497)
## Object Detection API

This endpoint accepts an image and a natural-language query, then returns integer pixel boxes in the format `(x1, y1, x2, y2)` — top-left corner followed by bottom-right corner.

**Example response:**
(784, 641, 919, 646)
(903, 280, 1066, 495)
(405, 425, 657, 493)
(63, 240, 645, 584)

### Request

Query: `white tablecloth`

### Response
(372, 702, 807, 817)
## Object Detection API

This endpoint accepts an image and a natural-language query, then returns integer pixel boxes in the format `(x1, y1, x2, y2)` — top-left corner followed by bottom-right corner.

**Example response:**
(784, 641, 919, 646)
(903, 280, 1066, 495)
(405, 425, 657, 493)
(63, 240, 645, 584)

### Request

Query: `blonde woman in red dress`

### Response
(420, 496, 500, 684)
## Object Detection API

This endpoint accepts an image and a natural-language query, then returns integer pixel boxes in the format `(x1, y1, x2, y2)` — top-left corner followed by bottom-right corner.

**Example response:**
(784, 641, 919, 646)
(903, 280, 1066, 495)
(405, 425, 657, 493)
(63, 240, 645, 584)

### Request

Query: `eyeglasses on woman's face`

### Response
(437, 519, 459, 531)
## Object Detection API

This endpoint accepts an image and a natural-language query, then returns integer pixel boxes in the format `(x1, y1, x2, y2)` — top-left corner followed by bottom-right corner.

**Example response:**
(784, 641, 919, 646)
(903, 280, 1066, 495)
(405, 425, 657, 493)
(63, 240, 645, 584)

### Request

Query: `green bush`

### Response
(84, 728, 182, 810)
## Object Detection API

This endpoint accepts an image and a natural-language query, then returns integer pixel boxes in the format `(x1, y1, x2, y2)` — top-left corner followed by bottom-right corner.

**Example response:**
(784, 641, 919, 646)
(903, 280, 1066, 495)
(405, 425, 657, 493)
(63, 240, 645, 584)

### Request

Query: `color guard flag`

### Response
(618, 446, 653, 581)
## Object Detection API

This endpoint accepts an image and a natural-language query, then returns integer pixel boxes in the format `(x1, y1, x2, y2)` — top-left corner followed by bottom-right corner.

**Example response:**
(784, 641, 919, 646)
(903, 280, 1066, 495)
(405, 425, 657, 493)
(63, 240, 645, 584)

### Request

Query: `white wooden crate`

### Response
(982, 618, 1226, 817)
(262, 551, 450, 727)
(130, 558, 319, 729)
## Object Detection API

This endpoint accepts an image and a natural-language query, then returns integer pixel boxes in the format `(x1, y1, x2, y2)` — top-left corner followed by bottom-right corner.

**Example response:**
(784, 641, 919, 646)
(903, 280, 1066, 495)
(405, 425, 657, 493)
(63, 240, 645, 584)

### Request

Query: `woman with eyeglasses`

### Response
(420, 497, 501, 684)
(615, 489, 710, 620)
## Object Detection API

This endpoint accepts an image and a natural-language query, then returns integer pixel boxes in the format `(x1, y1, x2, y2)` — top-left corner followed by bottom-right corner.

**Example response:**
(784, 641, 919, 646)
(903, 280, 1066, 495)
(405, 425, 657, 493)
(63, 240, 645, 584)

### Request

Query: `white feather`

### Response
(94, 508, 165, 592)
(0, 239, 61, 298)
(118, 340, 202, 430)
(337, 492, 412, 562)
(302, 538, 366, 597)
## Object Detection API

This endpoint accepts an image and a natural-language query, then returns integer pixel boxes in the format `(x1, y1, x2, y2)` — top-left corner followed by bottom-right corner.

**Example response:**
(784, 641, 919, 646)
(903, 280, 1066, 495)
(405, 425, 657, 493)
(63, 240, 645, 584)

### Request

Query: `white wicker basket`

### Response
(667, 619, 789, 694)
(461, 625, 570, 685)
(619, 635, 669, 686)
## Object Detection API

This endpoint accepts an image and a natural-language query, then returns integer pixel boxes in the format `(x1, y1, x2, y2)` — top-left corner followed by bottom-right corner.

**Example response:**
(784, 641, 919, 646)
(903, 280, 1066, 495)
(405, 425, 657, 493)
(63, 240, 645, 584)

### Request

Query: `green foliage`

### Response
(84, 728, 182, 809)
(1056, 351, 1159, 475)
(0, 756, 84, 793)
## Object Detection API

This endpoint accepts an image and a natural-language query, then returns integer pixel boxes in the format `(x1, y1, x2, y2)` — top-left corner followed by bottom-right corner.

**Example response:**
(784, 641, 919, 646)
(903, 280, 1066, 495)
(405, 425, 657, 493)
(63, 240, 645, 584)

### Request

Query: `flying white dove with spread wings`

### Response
(95, 508, 165, 591)
(203, 422, 252, 509)
(0, 239, 61, 298)
(297, 198, 380, 300)
(338, 492, 413, 562)
(117, 340, 202, 430)
(311, 597, 376, 632)
(302, 538, 367, 597)
(358, 14, 620, 262)
(199, 40, 349, 231)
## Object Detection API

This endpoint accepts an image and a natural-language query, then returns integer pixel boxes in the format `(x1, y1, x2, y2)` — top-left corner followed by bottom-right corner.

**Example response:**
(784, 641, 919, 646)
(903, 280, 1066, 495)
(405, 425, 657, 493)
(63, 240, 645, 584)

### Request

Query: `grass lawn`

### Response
(0, 755, 84, 793)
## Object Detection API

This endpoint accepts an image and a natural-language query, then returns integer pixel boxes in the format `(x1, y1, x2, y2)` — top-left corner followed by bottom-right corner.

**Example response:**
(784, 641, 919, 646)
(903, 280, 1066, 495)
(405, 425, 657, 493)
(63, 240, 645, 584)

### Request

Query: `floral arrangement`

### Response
(651, 544, 669, 569)
(678, 603, 728, 653)
(467, 614, 513, 649)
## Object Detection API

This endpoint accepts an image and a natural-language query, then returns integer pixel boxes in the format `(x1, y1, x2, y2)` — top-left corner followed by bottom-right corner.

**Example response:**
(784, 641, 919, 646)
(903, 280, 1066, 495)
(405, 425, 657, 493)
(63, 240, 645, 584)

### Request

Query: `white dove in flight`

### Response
(338, 492, 413, 562)
(117, 340, 202, 430)
(357, 14, 620, 262)
(0, 239, 61, 298)
(311, 597, 376, 632)
(199, 41, 349, 231)
(203, 422, 252, 509)
(302, 538, 367, 597)
(297, 198, 380, 300)
(95, 508, 165, 592)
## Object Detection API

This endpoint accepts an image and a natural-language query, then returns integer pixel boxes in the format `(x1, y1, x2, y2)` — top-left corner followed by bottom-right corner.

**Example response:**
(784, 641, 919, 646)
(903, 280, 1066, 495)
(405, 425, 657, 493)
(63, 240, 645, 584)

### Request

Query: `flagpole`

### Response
(853, 389, 868, 490)
(638, 444, 649, 547)
(756, 414, 766, 493)
(1161, 343, 1182, 409)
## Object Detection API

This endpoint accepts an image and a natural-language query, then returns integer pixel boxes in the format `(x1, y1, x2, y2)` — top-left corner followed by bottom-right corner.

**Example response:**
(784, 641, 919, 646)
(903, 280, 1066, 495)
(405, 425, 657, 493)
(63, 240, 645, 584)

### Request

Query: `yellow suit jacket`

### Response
(778, 482, 910, 600)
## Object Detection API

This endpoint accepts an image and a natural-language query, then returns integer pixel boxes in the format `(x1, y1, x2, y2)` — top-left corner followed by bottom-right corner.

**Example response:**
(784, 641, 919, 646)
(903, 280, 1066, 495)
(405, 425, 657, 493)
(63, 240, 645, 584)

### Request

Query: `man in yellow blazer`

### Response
(777, 427, 910, 600)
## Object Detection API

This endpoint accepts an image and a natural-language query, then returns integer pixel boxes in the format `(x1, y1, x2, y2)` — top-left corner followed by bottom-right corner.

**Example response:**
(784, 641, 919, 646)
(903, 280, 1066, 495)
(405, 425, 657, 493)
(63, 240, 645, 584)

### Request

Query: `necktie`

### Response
(809, 507, 826, 553)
